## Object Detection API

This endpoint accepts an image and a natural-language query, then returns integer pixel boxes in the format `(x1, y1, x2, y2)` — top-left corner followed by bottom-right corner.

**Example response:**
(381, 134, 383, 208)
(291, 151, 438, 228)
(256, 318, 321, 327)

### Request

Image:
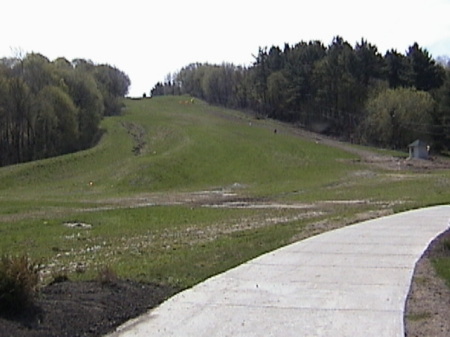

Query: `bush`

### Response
(0, 255, 41, 315)
(96, 265, 118, 285)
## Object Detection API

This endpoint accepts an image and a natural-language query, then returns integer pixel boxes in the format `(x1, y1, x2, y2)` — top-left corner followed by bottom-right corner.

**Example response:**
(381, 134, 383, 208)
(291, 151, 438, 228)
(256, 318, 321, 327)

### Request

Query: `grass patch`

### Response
(0, 205, 310, 288)
(406, 312, 433, 321)
(432, 238, 450, 288)
(433, 258, 450, 287)
(1, 96, 450, 290)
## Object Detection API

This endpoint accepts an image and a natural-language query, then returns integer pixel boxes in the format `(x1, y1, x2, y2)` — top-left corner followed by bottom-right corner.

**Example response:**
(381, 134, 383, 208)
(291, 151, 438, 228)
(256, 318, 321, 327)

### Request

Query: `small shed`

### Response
(408, 139, 428, 160)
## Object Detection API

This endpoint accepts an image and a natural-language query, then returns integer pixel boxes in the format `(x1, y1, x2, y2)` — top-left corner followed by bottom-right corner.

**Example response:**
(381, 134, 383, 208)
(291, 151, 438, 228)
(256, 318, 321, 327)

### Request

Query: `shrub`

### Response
(0, 255, 41, 315)
(96, 265, 118, 285)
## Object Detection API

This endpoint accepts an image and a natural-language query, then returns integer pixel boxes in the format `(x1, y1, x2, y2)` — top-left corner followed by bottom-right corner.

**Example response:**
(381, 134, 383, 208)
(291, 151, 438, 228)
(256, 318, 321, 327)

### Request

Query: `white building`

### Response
(408, 139, 428, 160)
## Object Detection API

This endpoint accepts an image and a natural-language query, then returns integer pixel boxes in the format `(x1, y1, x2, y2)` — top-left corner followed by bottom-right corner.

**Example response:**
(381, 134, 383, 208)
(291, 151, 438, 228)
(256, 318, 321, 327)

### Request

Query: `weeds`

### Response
(432, 236, 450, 288)
(441, 239, 450, 253)
(0, 254, 41, 315)
(406, 312, 432, 321)
(96, 265, 118, 285)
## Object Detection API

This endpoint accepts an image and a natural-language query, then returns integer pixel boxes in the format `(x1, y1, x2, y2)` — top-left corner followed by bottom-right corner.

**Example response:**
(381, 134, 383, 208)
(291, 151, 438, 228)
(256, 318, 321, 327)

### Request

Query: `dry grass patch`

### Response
(0, 255, 41, 315)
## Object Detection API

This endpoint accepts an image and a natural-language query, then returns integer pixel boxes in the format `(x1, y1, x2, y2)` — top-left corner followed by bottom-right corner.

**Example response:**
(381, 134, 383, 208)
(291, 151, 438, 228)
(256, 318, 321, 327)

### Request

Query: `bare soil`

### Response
(405, 229, 450, 337)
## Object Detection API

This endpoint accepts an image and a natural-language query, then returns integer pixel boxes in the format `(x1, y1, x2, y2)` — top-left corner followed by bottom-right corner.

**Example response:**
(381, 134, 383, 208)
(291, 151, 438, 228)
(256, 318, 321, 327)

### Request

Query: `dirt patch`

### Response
(405, 228, 450, 337)
(121, 121, 147, 155)
(63, 222, 93, 229)
(0, 280, 176, 337)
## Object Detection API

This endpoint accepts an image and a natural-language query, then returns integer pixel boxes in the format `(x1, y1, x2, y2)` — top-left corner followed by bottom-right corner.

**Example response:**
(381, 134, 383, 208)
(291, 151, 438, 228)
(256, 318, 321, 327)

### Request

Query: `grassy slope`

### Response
(0, 96, 449, 288)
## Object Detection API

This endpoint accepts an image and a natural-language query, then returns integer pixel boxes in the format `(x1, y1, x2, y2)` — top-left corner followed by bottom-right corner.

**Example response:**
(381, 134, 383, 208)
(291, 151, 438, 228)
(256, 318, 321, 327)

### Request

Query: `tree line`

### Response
(0, 53, 130, 166)
(152, 36, 450, 152)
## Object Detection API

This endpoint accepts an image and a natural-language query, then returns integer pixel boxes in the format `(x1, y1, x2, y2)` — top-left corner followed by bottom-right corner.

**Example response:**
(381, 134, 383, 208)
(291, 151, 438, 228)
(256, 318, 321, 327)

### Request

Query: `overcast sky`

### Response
(1, 0, 450, 97)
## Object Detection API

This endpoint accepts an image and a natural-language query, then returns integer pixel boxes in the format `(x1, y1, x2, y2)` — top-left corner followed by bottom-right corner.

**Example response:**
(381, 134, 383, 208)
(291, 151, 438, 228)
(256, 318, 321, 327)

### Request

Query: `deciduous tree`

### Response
(361, 88, 435, 148)
(0, 53, 130, 166)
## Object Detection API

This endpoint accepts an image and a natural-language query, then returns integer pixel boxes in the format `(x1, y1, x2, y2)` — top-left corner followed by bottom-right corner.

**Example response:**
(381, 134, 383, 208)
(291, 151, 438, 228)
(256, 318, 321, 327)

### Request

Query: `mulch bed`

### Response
(0, 280, 176, 337)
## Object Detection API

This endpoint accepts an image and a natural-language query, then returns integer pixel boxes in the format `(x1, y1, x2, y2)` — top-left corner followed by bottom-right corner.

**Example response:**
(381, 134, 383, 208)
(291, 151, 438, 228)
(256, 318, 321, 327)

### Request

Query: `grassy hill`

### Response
(1, 96, 449, 288)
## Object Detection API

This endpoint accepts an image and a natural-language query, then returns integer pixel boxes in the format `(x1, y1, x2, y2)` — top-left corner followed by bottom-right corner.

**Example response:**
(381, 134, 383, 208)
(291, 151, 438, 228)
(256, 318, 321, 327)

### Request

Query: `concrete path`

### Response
(107, 206, 450, 337)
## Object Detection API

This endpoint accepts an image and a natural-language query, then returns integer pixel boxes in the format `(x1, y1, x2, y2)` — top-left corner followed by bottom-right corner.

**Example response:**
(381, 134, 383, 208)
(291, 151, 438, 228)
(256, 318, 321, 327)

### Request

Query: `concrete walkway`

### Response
(107, 206, 450, 337)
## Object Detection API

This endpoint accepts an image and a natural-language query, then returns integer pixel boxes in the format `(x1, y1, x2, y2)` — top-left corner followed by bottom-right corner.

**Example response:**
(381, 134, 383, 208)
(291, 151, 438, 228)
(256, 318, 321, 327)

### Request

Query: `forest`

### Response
(152, 37, 450, 153)
(0, 53, 130, 167)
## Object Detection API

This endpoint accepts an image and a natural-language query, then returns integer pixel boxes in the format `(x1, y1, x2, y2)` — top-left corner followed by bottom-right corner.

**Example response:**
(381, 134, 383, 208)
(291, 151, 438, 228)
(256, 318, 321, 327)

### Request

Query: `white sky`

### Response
(1, 0, 450, 97)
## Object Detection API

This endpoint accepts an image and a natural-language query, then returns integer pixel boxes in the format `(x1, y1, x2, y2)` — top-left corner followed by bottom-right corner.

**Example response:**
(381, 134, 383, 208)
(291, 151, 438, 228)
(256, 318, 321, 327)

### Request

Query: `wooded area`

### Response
(0, 53, 130, 166)
(152, 37, 450, 153)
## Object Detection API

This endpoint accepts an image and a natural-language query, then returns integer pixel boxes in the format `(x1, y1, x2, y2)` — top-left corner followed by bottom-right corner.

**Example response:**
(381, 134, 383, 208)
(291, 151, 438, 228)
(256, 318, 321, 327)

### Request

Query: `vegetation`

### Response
(0, 53, 130, 167)
(0, 255, 40, 314)
(96, 265, 119, 285)
(152, 37, 450, 152)
(361, 88, 435, 148)
(1, 97, 450, 290)
(406, 312, 433, 322)
(432, 238, 450, 287)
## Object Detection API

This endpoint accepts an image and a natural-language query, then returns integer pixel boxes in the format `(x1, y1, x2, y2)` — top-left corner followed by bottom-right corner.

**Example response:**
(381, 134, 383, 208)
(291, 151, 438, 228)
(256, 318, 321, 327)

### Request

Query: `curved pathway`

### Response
(107, 206, 450, 337)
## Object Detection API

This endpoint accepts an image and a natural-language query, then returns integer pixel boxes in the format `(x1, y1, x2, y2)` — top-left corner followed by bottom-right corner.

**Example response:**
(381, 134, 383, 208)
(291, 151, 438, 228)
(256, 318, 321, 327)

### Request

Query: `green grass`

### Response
(1, 95, 450, 289)
(0, 97, 356, 199)
(406, 312, 433, 321)
(432, 239, 450, 288)
(433, 258, 450, 287)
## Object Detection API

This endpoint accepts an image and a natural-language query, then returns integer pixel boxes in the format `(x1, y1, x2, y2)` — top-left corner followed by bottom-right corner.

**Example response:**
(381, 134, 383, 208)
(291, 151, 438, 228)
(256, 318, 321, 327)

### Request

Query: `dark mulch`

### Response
(0, 280, 177, 337)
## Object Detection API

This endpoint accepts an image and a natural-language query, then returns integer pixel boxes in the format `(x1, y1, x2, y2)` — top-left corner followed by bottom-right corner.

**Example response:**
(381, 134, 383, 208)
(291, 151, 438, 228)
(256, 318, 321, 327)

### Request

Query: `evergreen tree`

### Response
(354, 39, 384, 87)
(312, 36, 362, 135)
(283, 41, 326, 124)
(252, 47, 270, 114)
(385, 49, 412, 88)
(406, 42, 445, 91)
(433, 69, 450, 151)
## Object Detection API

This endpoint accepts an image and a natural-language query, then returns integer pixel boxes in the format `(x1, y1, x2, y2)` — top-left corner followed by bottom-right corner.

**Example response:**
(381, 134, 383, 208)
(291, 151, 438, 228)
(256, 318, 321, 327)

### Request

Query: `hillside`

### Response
(1, 95, 450, 278)
(0, 96, 450, 336)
